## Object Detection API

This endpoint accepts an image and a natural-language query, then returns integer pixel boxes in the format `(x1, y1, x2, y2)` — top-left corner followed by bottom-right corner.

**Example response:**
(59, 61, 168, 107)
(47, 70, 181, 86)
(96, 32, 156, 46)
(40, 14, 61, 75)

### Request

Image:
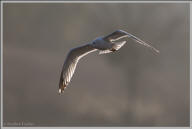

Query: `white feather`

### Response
(99, 50, 113, 54)
(113, 41, 126, 50)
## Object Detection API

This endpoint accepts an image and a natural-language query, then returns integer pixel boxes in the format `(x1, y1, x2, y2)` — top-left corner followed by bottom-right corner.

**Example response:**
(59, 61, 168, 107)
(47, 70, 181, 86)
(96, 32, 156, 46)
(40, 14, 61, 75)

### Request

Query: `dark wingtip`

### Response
(58, 83, 66, 95)
(156, 50, 160, 54)
(59, 75, 67, 94)
(151, 47, 160, 54)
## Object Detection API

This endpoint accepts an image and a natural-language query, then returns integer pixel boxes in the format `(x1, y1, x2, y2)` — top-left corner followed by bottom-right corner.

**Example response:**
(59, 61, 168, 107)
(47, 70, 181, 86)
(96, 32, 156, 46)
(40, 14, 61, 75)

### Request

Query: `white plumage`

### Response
(59, 30, 159, 93)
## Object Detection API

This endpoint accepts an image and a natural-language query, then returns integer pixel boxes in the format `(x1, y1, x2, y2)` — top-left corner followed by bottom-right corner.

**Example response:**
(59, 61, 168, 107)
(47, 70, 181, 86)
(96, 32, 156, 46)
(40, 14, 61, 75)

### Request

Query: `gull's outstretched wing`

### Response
(104, 30, 159, 53)
(103, 30, 128, 42)
(59, 44, 97, 94)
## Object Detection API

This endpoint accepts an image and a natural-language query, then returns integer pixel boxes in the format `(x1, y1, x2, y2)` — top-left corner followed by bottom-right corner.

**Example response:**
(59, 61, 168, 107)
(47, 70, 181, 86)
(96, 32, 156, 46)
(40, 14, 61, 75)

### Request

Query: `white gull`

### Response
(59, 30, 159, 94)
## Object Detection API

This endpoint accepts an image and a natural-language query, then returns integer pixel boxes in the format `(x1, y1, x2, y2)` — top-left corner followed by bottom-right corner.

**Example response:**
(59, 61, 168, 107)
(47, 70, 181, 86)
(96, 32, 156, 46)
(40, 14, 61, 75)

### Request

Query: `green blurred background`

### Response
(3, 3, 189, 126)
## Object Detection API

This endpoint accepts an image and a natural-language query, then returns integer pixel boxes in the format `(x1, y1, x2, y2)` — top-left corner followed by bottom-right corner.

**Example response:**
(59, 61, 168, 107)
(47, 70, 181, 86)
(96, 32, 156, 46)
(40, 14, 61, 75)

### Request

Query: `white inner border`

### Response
(0, 1, 191, 129)
(1, 1, 192, 3)
(1, 1, 3, 129)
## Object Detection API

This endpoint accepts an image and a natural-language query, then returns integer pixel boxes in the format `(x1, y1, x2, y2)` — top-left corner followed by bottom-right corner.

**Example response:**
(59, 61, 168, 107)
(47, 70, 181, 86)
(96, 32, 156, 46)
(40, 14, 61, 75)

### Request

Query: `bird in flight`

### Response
(59, 30, 159, 94)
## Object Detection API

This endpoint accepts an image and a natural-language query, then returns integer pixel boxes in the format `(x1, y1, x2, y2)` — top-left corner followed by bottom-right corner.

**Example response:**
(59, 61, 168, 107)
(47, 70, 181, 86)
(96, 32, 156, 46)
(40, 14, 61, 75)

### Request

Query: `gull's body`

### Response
(59, 30, 159, 93)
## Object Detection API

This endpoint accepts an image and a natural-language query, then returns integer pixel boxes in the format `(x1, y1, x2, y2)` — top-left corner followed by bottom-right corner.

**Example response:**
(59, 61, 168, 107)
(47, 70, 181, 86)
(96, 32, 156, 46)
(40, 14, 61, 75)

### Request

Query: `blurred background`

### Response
(3, 3, 189, 126)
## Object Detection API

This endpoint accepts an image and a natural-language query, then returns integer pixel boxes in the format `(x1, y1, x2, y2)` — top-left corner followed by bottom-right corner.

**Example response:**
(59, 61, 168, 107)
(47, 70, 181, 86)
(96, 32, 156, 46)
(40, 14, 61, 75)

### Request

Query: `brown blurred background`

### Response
(3, 3, 189, 126)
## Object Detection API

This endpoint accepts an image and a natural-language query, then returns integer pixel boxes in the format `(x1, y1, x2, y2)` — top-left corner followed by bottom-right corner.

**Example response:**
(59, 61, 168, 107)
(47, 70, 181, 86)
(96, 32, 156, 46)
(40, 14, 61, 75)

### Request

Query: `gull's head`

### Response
(90, 39, 97, 47)
(90, 37, 103, 47)
(91, 40, 96, 45)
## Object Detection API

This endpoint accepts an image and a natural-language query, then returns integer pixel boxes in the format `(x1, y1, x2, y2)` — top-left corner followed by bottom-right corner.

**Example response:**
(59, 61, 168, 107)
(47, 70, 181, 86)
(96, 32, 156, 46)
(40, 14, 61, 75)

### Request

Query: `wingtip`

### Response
(154, 49, 160, 54)
(153, 48, 160, 54)
(58, 88, 65, 95)
(58, 82, 66, 95)
(58, 88, 62, 94)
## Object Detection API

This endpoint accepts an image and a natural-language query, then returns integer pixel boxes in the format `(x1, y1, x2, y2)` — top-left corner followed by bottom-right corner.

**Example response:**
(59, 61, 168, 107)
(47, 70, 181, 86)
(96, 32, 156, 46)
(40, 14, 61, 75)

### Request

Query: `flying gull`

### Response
(59, 30, 159, 94)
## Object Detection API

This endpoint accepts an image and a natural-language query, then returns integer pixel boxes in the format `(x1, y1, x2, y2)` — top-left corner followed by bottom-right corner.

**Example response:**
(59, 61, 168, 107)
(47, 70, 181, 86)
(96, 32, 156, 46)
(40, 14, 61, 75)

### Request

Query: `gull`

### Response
(59, 30, 159, 94)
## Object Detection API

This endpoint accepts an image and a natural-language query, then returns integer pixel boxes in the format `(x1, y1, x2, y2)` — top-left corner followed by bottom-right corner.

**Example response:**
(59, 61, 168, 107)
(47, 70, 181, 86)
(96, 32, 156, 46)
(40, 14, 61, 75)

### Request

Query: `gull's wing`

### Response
(103, 30, 128, 42)
(99, 41, 126, 54)
(103, 30, 159, 53)
(59, 44, 97, 94)
(113, 41, 127, 50)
